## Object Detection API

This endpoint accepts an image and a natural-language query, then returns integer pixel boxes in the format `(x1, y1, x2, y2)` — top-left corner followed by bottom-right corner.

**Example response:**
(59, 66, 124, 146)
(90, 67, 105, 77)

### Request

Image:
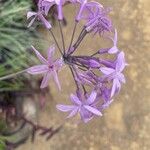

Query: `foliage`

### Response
(0, 0, 37, 92)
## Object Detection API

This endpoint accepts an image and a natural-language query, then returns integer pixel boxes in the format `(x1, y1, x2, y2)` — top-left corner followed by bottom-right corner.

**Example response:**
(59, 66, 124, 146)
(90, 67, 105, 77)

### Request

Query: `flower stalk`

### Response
(0, 0, 128, 123)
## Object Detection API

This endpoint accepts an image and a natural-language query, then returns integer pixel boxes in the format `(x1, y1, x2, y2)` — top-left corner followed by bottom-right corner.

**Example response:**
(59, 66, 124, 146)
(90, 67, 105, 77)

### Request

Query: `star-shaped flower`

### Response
(56, 90, 102, 123)
(27, 45, 63, 89)
(100, 52, 126, 97)
(27, 10, 51, 29)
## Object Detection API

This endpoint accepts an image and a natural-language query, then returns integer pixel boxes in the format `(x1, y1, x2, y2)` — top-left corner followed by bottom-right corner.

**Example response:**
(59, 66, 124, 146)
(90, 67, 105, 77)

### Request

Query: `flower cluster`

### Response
(27, 0, 127, 123)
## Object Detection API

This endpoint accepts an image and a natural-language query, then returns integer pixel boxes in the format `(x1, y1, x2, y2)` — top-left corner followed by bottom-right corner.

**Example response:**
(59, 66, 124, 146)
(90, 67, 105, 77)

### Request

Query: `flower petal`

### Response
(27, 65, 48, 74)
(27, 11, 37, 19)
(116, 51, 126, 72)
(84, 105, 102, 116)
(116, 79, 121, 91)
(31, 46, 48, 64)
(70, 94, 82, 105)
(52, 70, 61, 90)
(108, 46, 118, 54)
(54, 58, 64, 70)
(118, 73, 126, 83)
(67, 107, 79, 118)
(27, 17, 36, 28)
(100, 67, 115, 75)
(102, 99, 114, 109)
(40, 72, 51, 88)
(111, 79, 118, 97)
(80, 107, 94, 123)
(56, 104, 75, 112)
(86, 91, 97, 104)
(113, 29, 118, 45)
(89, 59, 100, 68)
(42, 0, 55, 15)
(39, 14, 52, 29)
(47, 45, 55, 63)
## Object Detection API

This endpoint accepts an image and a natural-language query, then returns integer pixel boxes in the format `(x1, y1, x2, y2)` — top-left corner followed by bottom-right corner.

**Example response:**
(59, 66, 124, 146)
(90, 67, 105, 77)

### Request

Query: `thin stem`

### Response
(77, 67, 87, 71)
(73, 30, 87, 49)
(69, 66, 79, 90)
(49, 29, 63, 56)
(58, 21, 65, 54)
(73, 27, 86, 47)
(68, 21, 78, 50)
(91, 51, 99, 57)
(0, 70, 26, 81)
(77, 26, 86, 40)
(69, 30, 87, 55)
(74, 62, 89, 69)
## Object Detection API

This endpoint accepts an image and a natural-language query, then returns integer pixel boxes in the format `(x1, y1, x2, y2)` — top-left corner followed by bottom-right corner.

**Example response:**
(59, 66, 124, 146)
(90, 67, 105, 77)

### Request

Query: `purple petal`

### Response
(80, 108, 94, 123)
(52, 70, 61, 90)
(86, 91, 97, 104)
(111, 79, 118, 97)
(57, 0, 63, 20)
(108, 46, 118, 54)
(76, 0, 87, 21)
(100, 67, 115, 75)
(42, 1, 55, 15)
(70, 94, 82, 105)
(84, 105, 102, 116)
(31, 46, 48, 64)
(39, 14, 52, 29)
(56, 104, 75, 112)
(116, 79, 121, 90)
(67, 107, 79, 118)
(27, 11, 37, 19)
(114, 29, 118, 45)
(27, 17, 36, 28)
(55, 0, 60, 5)
(111, 29, 118, 46)
(47, 45, 55, 63)
(40, 72, 51, 88)
(102, 99, 114, 109)
(116, 52, 126, 72)
(118, 73, 126, 83)
(89, 59, 100, 68)
(54, 58, 64, 70)
(27, 65, 48, 74)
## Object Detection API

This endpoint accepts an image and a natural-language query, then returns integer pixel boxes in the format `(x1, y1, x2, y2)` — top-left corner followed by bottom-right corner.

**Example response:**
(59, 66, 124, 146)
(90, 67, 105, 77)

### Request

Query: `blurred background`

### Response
(0, 0, 150, 150)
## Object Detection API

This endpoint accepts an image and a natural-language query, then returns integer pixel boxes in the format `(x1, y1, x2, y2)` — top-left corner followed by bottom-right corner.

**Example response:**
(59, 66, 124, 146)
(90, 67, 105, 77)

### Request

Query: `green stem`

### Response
(0, 70, 26, 81)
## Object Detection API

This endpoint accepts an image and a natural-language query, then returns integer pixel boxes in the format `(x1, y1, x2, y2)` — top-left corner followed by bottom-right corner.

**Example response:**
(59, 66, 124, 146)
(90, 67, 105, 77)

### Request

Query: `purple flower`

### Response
(98, 29, 119, 54)
(56, 91, 102, 123)
(27, 11, 51, 29)
(74, 68, 95, 85)
(108, 29, 119, 54)
(85, 7, 112, 35)
(27, 45, 63, 89)
(76, 1, 112, 35)
(101, 99, 113, 109)
(100, 52, 126, 97)
(74, 57, 101, 68)
(76, 0, 88, 21)
(76, 1, 103, 22)
(43, 0, 76, 20)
